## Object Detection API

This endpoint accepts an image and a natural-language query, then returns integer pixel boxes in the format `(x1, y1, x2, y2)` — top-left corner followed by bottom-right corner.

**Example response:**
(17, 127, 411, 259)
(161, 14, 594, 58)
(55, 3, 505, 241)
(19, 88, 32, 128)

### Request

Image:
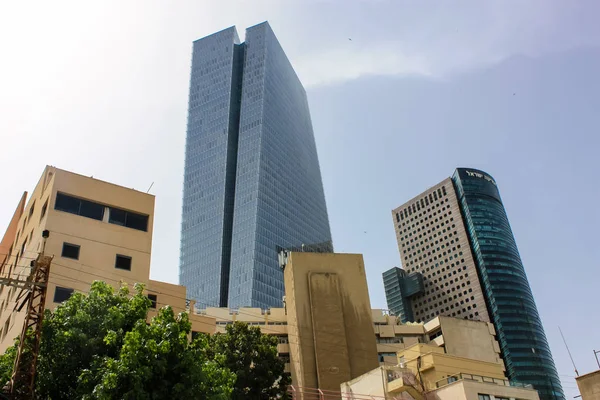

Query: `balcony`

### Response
(384, 366, 424, 400)
(435, 373, 534, 389)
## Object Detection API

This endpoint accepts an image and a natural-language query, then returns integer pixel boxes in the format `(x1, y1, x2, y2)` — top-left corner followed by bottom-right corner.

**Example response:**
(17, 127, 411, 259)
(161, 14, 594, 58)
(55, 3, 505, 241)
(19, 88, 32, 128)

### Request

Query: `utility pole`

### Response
(0, 252, 52, 399)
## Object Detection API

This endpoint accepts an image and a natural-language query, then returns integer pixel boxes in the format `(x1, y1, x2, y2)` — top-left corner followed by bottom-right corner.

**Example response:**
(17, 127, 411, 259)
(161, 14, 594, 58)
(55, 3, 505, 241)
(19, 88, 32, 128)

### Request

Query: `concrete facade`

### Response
(576, 370, 600, 400)
(341, 343, 538, 400)
(391, 178, 490, 323)
(0, 193, 26, 269)
(425, 316, 503, 366)
(397, 343, 505, 391)
(0, 166, 214, 353)
(198, 281, 504, 393)
(281, 251, 379, 394)
(428, 379, 540, 400)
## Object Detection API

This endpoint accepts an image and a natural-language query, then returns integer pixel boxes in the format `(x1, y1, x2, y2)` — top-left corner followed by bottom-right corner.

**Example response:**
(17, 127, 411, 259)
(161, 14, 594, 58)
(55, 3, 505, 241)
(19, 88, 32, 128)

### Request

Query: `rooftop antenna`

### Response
(146, 182, 154, 193)
(559, 326, 579, 376)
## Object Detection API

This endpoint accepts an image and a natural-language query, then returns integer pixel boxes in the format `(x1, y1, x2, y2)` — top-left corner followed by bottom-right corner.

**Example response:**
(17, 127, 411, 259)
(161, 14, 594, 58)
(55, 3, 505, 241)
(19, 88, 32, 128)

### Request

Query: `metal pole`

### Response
(559, 326, 579, 376)
(594, 350, 600, 369)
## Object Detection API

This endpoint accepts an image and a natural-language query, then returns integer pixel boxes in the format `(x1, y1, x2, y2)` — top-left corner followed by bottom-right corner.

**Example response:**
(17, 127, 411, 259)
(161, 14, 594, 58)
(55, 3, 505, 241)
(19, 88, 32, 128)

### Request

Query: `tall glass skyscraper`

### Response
(452, 168, 563, 400)
(180, 22, 333, 310)
(388, 168, 563, 400)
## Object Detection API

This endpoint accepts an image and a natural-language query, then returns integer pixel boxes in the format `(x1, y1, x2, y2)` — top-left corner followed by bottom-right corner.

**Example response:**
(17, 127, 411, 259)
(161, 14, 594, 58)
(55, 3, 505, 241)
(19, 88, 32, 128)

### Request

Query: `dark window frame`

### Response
(148, 294, 157, 309)
(55, 192, 149, 232)
(28, 201, 36, 219)
(53, 286, 74, 303)
(61, 242, 80, 260)
(115, 254, 132, 271)
(55, 192, 105, 221)
(108, 207, 149, 232)
(40, 198, 48, 222)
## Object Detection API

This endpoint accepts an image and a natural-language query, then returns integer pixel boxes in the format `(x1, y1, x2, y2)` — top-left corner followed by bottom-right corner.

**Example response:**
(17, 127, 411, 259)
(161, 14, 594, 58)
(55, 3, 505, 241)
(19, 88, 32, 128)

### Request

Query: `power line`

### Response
(1, 261, 410, 364)
(0, 251, 520, 366)
(0, 245, 570, 387)
(1, 264, 563, 392)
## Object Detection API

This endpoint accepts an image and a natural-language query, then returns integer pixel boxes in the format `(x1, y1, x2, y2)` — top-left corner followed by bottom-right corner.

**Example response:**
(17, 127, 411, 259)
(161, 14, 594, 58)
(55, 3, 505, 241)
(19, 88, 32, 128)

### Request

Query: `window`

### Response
(378, 352, 397, 362)
(478, 395, 490, 400)
(108, 207, 149, 232)
(3, 317, 10, 340)
(54, 287, 74, 303)
(61, 243, 80, 260)
(55, 192, 104, 221)
(40, 199, 48, 222)
(28, 201, 35, 219)
(148, 294, 157, 309)
(115, 255, 132, 271)
(20, 238, 27, 259)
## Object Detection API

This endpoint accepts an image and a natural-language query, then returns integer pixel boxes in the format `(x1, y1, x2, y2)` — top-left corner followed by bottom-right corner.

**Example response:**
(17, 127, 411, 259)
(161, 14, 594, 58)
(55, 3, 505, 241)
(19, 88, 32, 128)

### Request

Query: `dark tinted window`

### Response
(109, 207, 148, 232)
(115, 254, 132, 271)
(61, 243, 80, 260)
(55, 192, 80, 214)
(80, 199, 104, 220)
(55, 193, 104, 221)
(40, 199, 48, 221)
(108, 208, 127, 226)
(125, 212, 148, 231)
(148, 294, 157, 309)
(54, 287, 74, 303)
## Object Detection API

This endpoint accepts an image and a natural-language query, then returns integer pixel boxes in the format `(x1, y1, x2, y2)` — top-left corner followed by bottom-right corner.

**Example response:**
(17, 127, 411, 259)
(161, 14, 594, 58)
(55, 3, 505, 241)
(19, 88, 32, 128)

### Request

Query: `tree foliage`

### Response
(208, 322, 291, 399)
(0, 281, 290, 399)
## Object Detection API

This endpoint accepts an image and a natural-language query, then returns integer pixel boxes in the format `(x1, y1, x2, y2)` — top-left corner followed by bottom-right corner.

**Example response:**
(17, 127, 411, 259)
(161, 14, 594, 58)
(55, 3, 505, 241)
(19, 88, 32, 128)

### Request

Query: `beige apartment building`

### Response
(199, 251, 381, 395)
(575, 369, 600, 400)
(199, 307, 505, 376)
(392, 178, 490, 323)
(341, 342, 537, 400)
(0, 166, 214, 352)
(197, 251, 507, 396)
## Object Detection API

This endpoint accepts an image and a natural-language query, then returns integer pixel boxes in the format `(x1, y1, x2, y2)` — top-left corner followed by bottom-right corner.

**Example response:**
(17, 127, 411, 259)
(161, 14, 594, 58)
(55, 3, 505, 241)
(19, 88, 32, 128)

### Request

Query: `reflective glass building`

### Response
(180, 22, 333, 310)
(452, 168, 563, 400)
(388, 168, 563, 400)
(382, 267, 423, 323)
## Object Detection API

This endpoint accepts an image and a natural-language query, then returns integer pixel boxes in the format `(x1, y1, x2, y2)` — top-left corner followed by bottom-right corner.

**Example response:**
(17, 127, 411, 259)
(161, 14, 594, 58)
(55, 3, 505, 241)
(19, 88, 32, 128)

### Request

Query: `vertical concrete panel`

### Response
(309, 272, 352, 391)
(439, 317, 501, 365)
(283, 251, 380, 396)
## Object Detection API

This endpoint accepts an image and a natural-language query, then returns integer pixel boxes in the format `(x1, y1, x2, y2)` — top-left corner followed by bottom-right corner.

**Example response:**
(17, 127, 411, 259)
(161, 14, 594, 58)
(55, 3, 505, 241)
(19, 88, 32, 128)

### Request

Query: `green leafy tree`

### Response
(80, 307, 234, 400)
(37, 281, 150, 398)
(0, 338, 17, 387)
(0, 281, 234, 399)
(208, 322, 291, 399)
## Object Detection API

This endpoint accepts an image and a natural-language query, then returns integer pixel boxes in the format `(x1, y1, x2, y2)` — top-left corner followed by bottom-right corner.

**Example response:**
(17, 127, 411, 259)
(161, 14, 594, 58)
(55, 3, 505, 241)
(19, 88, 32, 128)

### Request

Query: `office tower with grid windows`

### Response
(386, 168, 563, 400)
(180, 22, 333, 310)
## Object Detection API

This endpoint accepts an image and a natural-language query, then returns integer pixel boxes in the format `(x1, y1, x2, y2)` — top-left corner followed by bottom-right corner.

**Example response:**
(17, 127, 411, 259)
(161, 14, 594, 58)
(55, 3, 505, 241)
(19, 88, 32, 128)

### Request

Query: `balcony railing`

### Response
(435, 373, 534, 389)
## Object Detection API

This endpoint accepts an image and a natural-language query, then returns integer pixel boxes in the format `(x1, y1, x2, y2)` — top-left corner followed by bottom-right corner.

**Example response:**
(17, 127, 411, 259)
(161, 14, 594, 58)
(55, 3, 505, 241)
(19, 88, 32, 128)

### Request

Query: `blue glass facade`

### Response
(382, 267, 424, 323)
(452, 168, 563, 400)
(180, 23, 332, 309)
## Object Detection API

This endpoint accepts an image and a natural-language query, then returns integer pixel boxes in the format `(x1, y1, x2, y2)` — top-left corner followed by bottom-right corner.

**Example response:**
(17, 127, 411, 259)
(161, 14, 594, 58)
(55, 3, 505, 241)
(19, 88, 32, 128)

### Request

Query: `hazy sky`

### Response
(1, 1, 599, 397)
